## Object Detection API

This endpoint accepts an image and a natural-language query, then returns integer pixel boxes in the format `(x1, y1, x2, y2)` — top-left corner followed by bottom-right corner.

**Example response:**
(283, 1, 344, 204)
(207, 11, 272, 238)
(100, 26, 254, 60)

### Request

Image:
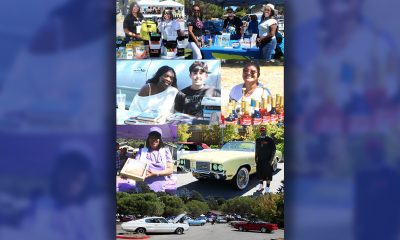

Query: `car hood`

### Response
(172, 213, 187, 224)
(180, 151, 253, 164)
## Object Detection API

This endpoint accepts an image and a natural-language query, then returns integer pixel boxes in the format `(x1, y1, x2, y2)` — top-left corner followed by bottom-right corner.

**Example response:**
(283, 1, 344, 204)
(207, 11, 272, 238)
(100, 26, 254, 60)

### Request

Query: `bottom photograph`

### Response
(116, 124, 284, 240)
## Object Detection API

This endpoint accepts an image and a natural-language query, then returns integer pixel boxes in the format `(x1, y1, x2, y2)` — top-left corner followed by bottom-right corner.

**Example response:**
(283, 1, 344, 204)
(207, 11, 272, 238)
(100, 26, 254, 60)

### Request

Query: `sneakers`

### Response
(264, 187, 270, 194)
(255, 188, 264, 193)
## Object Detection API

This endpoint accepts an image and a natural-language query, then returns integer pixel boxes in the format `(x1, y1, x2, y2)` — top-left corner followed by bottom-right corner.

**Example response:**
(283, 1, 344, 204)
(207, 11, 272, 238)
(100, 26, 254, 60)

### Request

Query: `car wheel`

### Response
(201, 223, 205, 226)
(136, 228, 146, 234)
(231, 167, 250, 190)
(175, 227, 184, 235)
(261, 227, 267, 233)
(239, 226, 244, 232)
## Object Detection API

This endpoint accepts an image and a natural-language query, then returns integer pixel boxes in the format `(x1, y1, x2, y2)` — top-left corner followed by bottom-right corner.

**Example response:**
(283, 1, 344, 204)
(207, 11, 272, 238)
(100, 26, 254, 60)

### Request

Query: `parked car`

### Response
(203, 20, 224, 37)
(118, 214, 135, 222)
(185, 217, 206, 226)
(121, 214, 189, 234)
(234, 220, 278, 233)
(216, 216, 228, 223)
(178, 141, 283, 190)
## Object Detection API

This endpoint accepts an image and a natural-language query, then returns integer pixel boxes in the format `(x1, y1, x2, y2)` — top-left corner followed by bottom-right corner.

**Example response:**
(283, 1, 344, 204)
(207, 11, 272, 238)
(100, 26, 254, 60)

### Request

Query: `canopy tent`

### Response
(117, 125, 178, 142)
(138, 0, 183, 7)
(158, 0, 183, 7)
(200, 0, 284, 7)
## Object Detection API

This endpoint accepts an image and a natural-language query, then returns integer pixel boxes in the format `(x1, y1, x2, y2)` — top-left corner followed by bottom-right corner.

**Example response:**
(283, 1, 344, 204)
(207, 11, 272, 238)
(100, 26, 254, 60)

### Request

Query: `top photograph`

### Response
(116, 0, 285, 61)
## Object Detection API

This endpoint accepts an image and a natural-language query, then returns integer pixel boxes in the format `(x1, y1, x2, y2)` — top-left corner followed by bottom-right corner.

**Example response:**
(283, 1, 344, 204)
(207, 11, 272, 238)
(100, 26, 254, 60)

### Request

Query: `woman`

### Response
(123, 2, 144, 40)
(257, 4, 278, 61)
(229, 62, 271, 103)
(158, 9, 183, 41)
(135, 127, 175, 193)
(187, 5, 204, 59)
(157, 9, 183, 55)
(128, 66, 178, 121)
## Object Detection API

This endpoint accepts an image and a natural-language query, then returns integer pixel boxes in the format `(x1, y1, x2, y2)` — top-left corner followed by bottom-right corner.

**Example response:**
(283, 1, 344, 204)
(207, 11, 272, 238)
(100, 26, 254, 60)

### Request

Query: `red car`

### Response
(234, 220, 278, 233)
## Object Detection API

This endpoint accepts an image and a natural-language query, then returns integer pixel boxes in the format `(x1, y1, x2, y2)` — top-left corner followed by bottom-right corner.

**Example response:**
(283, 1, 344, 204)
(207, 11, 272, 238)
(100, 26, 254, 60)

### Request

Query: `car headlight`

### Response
(212, 164, 218, 171)
(180, 159, 184, 165)
(218, 165, 223, 171)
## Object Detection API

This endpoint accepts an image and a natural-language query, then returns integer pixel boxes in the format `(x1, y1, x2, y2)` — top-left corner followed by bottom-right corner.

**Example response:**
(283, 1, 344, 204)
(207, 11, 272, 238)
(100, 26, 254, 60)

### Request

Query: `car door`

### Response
(248, 221, 257, 231)
(157, 218, 172, 232)
(146, 218, 160, 232)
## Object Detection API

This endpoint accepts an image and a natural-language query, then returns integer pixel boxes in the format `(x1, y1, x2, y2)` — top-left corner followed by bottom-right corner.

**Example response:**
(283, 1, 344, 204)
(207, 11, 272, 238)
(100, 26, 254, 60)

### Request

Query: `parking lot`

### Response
(117, 223, 284, 240)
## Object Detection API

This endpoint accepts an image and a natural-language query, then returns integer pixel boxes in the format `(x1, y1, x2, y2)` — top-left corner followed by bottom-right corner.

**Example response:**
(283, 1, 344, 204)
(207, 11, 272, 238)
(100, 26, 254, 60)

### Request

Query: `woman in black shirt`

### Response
(187, 5, 204, 59)
(123, 2, 144, 40)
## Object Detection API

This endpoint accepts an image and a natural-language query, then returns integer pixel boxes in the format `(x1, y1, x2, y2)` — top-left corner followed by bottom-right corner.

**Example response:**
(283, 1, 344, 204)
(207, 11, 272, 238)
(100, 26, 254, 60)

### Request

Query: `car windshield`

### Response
(177, 144, 200, 151)
(221, 142, 255, 152)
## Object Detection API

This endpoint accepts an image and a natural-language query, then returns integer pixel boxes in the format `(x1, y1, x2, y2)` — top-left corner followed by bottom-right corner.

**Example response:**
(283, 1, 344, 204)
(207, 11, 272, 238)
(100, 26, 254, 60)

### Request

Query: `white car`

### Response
(121, 214, 189, 234)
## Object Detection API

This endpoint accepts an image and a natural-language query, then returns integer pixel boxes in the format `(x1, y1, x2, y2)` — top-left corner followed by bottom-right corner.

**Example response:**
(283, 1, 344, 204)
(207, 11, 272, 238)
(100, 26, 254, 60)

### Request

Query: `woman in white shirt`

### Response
(157, 10, 183, 55)
(229, 62, 271, 104)
(128, 66, 178, 122)
(257, 4, 278, 61)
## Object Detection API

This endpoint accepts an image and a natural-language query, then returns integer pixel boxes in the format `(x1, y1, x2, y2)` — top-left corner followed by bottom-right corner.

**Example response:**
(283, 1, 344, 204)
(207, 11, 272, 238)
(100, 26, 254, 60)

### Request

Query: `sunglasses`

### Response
(243, 69, 258, 75)
(193, 9, 200, 12)
(192, 69, 206, 74)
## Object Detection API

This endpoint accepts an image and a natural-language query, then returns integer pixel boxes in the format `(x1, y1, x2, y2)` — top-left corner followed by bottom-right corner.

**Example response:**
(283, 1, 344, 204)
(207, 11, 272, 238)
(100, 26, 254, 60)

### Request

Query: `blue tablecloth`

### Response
(201, 44, 261, 60)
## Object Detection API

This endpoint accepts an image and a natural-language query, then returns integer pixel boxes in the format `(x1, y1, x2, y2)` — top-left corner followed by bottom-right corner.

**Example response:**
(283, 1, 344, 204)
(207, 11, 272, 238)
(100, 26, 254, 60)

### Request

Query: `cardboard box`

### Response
(120, 158, 148, 181)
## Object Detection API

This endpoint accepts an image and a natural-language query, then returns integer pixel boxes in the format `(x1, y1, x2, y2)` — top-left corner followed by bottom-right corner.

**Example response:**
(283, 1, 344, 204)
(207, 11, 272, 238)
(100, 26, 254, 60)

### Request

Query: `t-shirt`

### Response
(157, 20, 181, 41)
(123, 14, 143, 38)
(258, 18, 277, 39)
(247, 20, 259, 35)
(175, 85, 221, 117)
(229, 83, 271, 103)
(223, 17, 243, 40)
(187, 17, 203, 42)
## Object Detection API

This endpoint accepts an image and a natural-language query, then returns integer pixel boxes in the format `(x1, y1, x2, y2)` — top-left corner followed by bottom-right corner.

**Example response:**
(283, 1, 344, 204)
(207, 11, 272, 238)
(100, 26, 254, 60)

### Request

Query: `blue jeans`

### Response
(260, 38, 277, 61)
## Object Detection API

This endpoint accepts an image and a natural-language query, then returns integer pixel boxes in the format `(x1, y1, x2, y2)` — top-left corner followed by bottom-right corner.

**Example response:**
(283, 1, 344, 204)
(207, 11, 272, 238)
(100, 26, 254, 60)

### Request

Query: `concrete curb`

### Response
(116, 235, 150, 239)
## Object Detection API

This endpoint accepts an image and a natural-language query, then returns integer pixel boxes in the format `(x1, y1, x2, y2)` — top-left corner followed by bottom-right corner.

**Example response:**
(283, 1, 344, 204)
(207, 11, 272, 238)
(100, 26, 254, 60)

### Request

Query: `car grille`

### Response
(184, 160, 191, 169)
(195, 162, 210, 172)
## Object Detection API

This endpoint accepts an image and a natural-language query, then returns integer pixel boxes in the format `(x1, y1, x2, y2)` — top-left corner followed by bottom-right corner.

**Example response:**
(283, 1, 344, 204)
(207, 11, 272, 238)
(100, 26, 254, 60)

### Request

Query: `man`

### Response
(174, 61, 220, 117)
(255, 126, 276, 194)
(223, 8, 244, 40)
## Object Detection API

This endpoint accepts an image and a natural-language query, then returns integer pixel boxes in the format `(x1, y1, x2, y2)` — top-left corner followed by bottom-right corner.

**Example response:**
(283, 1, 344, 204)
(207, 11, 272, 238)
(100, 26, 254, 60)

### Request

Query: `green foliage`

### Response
(220, 197, 256, 216)
(185, 200, 210, 217)
(198, 1, 224, 20)
(274, 194, 284, 227)
(159, 195, 185, 217)
(116, 193, 165, 216)
(201, 125, 221, 145)
(234, 7, 248, 17)
(177, 124, 192, 142)
(276, 142, 284, 155)
(206, 196, 219, 210)
(242, 125, 256, 141)
(252, 194, 278, 223)
(209, 145, 219, 149)
(222, 125, 240, 143)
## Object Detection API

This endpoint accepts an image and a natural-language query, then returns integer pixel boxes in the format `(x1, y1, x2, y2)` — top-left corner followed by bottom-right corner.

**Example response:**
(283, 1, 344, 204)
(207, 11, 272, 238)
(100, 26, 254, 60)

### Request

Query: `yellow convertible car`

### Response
(177, 141, 283, 190)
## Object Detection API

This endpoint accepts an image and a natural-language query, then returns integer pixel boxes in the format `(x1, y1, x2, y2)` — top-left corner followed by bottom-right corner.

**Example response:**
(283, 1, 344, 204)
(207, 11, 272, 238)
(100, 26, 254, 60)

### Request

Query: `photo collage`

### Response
(116, 0, 285, 238)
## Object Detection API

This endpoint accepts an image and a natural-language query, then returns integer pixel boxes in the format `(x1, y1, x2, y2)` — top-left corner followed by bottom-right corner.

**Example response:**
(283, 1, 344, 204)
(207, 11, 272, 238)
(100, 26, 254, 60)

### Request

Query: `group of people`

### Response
(128, 61, 220, 121)
(188, 4, 280, 61)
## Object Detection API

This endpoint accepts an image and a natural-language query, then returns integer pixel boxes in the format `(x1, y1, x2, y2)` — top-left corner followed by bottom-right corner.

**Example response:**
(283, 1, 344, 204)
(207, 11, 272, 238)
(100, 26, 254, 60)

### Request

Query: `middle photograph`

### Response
(117, 59, 222, 125)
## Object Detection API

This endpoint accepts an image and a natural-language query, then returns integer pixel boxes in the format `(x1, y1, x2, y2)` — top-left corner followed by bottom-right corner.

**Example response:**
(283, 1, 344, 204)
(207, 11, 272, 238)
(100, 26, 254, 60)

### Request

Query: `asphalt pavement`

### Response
(176, 162, 284, 199)
(117, 223, 284, 240)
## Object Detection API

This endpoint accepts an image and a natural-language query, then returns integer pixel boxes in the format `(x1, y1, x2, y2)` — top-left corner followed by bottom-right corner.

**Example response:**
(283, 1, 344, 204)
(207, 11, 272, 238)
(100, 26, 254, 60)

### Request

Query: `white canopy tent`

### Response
(137, 0, 185, 18)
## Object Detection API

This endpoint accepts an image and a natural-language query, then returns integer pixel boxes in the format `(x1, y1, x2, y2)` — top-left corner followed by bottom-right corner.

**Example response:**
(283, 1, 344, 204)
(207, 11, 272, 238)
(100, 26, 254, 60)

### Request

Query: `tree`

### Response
(177, 187, 191, 203)
(116, 193, 165, 217)
(220, 197, 256, 216)
(221, 125, 240, 143)
(190, 190, 205, 202)
(177, 124, 192, 142)
(242, 125, 256, 141)
(206, 196, 219, 210)
(251, 194, 278, 223)
(185, 200, 210, 217)
(203, 125, 221, 145)
(159, 195, 185, 217)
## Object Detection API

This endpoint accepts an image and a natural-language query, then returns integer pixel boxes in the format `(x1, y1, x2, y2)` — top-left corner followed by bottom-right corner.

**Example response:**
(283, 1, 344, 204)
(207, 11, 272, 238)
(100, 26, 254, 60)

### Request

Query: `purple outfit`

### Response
(135, 147, 174, 192)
